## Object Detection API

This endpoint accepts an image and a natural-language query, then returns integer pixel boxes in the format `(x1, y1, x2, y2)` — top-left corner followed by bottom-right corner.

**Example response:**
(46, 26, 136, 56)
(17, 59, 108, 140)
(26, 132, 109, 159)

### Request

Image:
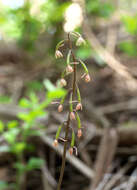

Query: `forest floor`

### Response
(0, 53, 137, 190)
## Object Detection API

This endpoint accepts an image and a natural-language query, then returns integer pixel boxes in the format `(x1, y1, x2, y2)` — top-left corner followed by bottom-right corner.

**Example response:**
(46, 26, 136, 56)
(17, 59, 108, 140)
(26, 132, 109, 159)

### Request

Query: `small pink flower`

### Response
(69, 147, 73, 155)
(76, 103, 82, 111)
(55, 50, 63, 59)
(60, 78, 67, 87)
(77, 129, 82, 138)
(70, 112, 76, 120)
(85, 74, 91, 83)
(66, 65, 73, 73)
(53, 139, 58, 147)
(58, 104, 63, 112)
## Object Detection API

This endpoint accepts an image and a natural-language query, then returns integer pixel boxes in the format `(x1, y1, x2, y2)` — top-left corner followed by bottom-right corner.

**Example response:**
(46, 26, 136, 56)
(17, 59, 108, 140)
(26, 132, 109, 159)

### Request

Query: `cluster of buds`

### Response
(53, 32, 91, 155)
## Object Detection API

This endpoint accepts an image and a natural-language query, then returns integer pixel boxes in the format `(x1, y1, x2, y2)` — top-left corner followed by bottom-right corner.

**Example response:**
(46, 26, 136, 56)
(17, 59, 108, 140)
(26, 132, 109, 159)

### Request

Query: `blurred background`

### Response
(0, 0, 137, 189)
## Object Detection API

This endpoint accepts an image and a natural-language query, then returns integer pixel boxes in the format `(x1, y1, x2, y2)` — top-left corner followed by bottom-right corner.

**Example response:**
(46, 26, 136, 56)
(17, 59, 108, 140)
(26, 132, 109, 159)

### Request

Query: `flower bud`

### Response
(70, 112, 75, 120)
(77, 129, 82, 138)
(69, 147, 73, 155)
(76, 36, 85, 46)
(53, 139, 58, 147)
(66, 65, 73, 73)
(58, 104, 63, 112)
(55, 50, 63, 59)
(76, 103, 82, 111)
(85, 74, 91, 83)
(60, 78, 67, 87)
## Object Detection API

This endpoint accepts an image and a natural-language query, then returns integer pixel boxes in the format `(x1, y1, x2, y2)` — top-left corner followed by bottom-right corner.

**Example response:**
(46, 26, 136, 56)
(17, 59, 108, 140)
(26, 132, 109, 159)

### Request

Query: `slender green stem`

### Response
(57, 33, 77, 190)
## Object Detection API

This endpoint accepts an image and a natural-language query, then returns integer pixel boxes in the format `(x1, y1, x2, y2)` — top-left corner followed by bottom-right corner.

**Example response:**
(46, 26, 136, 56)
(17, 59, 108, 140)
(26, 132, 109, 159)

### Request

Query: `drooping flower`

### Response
(70, 112, 76, 120)
(60, 78, 67, 87)
(55, 50, 63, 59)
(69, 147, 73, 155)
(76, 36, 85, 46)
(53, 139, 58, 147)
(66, 65, 73, 73)
(58, 104, 63, 112)
(77, 129, 82, 138)
(76, 103, 82, 111)
(85, 74, 91, 83)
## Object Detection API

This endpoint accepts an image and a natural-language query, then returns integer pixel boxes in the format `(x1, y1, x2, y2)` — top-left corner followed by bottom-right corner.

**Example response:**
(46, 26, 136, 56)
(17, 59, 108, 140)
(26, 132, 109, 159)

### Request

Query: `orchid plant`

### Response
(53, 32, 91, 190)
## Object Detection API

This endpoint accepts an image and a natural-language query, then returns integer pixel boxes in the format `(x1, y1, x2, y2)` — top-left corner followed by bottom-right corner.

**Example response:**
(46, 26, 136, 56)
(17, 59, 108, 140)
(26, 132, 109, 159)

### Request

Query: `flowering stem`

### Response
(57, 33, 77, 190)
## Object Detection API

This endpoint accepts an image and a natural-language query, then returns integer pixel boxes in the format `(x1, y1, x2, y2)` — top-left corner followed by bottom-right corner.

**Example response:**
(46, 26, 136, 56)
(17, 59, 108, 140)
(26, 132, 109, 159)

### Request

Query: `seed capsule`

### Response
(76, 36, 85, 46)
(77, 129, 82, 138)
(69, 147, 73, 155)
(66, 65, 73, 73)
(85, 74, 91, 83)
(53, 139, 58, 147)
(58, 104, 63, 112)
(60, 78, 67, 87)
(70, 112, 76, 120)
(76, 103, 82, 111)
(55, 50, 63, 59)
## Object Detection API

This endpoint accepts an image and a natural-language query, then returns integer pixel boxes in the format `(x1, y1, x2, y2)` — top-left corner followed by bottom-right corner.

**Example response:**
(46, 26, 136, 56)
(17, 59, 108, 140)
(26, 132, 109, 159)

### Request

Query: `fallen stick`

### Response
(40, 135, 94, 179)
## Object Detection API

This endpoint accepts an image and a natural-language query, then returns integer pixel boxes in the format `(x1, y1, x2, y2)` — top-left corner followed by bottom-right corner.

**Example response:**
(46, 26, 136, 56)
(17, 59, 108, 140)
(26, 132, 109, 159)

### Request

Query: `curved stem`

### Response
(57, 33, 77, 190)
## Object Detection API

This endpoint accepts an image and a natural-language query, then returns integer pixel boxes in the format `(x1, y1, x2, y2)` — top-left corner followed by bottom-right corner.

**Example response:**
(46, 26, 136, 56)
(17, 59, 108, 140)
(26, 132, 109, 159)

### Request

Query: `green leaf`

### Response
(7, 120, 18, 129)
(0, 181, 9, 190)
(122, 15, 137, 35)
(12, 142, 26, 154)
(27, 80, 43, 92)
(76, 45, 92, 59)
(29, 93, 38, 104)
(119, 41, 137, 57)
(26, 157, 44, 171)
(87, 0, 114, 18)
(44, 79, 56, 92)
(17, 112, 30, 121)
(19, 98, 31, 108)
(47, 88, 66, 99)
(44, 79, 67, 99)
(14, 162, 26, 173)
(4, 128, 20, 144)
(0, 95, 11, 103)
(0, 121, 4, 132)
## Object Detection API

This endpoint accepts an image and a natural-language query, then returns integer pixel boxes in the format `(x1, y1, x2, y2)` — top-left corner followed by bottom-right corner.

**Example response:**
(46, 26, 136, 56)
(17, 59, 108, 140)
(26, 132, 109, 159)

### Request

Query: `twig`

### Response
(39, 151, 57, 189)
(104, 162, 133, 190)
(90, 128, 118, 190)
(126, 167, 137, 190)
(99, 98, 137, 114)
(82, 17, 137, 91)
(40, 135, 94, 179)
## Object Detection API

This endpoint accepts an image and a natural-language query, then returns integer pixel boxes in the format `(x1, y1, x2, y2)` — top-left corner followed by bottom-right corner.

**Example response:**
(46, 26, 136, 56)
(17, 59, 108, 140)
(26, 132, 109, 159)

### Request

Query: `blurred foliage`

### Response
(0, 95, 12, 104)
(0, 80, 66, 188)
(0, 0, 136, 58)
(76, 42, 92, 60)
(0, 0, 70, 51)
(119, 14, 137, 56)
(86, 0, 115, 18)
